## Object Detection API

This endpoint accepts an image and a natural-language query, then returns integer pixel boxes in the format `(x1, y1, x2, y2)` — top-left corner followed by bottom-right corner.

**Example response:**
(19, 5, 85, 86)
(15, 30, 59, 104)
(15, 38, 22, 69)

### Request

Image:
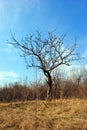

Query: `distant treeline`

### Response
(0, 78, 87, 102)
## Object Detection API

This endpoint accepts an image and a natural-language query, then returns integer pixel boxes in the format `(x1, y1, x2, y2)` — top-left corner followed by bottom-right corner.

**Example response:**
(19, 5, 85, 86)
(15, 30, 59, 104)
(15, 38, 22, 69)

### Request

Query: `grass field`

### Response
(0, 99, 87, 130)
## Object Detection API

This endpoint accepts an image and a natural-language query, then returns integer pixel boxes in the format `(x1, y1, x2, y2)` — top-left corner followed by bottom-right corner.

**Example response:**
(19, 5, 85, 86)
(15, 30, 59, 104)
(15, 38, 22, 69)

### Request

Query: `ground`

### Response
(0, 99, 87, 130)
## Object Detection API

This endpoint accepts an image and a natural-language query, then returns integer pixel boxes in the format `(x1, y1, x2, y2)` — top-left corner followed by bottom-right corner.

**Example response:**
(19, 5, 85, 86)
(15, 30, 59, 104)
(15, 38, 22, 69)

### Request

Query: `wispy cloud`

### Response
(0, 1, 20, 29)
(78, 36, 87, 48)
(0, 0, 41, 30)
(0, 71, 19, 85)
(78, 36, 87, 60)
(0, 43, 15, 54)
(0, 71, 19, 78)
(0, 47, 12, 53)
(82, 50, 87, 58)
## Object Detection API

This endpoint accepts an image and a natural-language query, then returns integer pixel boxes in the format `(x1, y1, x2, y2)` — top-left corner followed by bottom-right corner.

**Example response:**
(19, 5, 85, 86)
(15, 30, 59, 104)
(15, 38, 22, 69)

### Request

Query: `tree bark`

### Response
(47, 74, 52, 100)
(43, 69, 53, 100)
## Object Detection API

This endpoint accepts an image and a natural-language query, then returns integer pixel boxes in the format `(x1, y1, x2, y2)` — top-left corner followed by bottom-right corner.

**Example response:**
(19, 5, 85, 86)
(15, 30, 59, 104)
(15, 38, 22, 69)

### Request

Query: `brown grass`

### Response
(0, 99, 87, 130)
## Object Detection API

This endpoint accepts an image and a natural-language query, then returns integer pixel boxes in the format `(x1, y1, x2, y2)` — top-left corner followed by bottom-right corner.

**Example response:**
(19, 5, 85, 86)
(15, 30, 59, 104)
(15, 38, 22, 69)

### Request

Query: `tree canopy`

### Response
(8, 31, 81, 100)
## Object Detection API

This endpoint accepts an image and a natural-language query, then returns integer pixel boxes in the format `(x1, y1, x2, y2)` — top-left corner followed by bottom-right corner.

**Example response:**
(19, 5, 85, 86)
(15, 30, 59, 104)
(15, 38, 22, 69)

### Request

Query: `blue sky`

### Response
(0, 0, 87, 86)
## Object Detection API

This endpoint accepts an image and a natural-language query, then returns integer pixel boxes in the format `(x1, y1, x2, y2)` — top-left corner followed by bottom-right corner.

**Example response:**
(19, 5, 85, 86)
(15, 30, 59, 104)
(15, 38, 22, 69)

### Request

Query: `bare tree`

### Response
(8, 31, 81, 100)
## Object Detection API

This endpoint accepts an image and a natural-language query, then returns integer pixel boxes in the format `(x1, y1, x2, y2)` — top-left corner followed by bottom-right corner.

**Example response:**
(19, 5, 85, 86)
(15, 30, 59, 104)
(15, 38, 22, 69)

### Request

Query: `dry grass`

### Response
(0, 99, 87, 130)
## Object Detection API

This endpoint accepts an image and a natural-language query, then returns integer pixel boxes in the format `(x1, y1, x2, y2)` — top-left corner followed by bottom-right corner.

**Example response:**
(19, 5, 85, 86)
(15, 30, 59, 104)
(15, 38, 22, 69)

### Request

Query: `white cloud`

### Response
(78, 36, 87, 53)
(0, 0, 41, 29)
(0, 47, 12, 53)
(0, 71, 19, 85)
(78, 37, 87, 45)
(0, 2, 17, 28)
(0, 71, 19, 78)
(53, 63, 87, 79)
(0, 43, 17, 54)
(82, 50, 87, 58)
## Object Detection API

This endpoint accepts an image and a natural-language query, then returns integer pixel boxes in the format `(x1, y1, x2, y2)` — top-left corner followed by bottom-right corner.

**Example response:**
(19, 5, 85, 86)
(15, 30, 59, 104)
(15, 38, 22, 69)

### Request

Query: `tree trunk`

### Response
(47, 74, 52, 100)
(47, 84, 52, 100)
(43, 70, 53, 100)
